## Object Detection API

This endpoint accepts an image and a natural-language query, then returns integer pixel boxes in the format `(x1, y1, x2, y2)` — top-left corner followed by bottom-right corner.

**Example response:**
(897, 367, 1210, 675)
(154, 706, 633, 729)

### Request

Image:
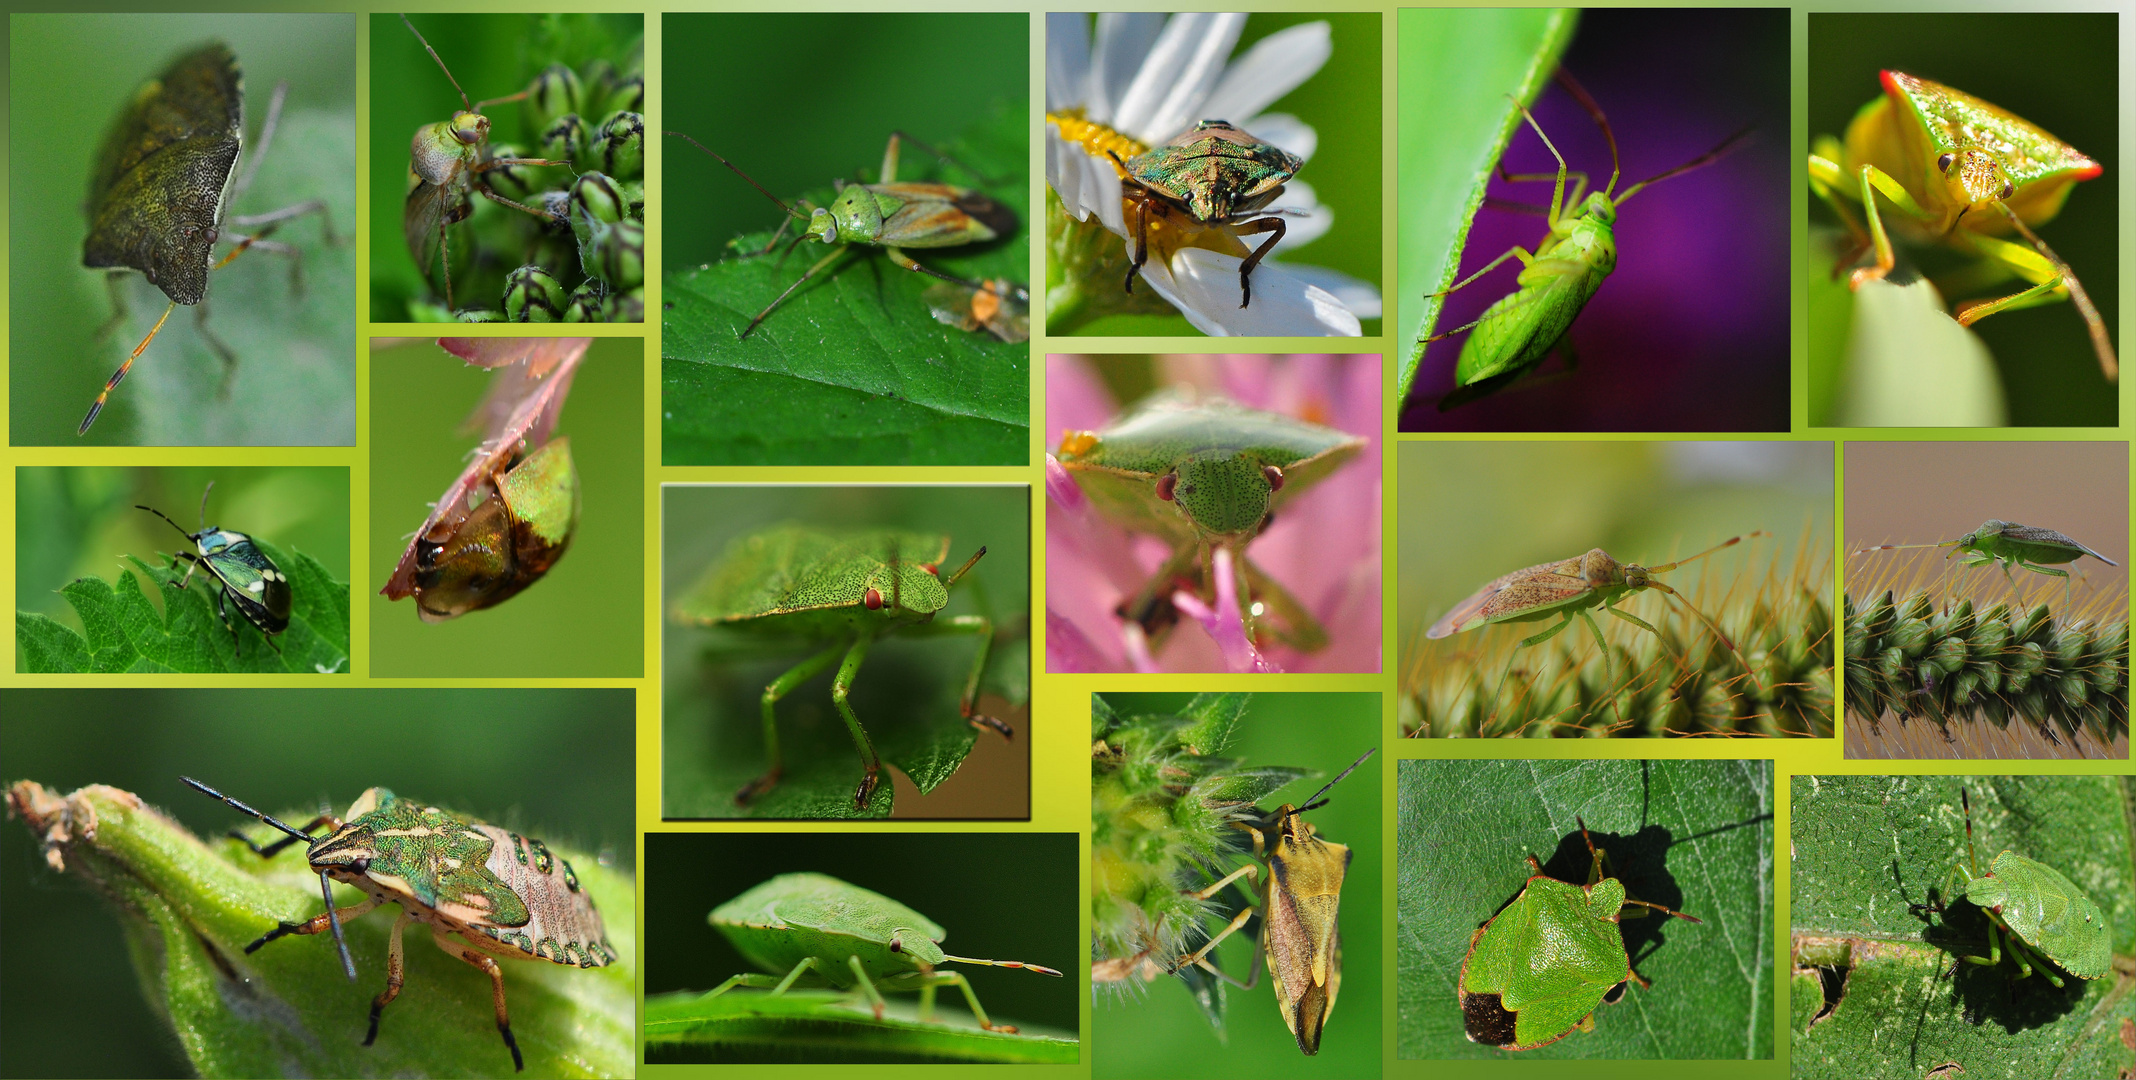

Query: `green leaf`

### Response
(1396, 8, 1578, 405)
(1397, 759, 1773, 1059)
(644, 988, 1077, 1064)
(1789, 775, 2136, 1079)
(661, 103, 1029, 466)
(15, 544, 349, 674)
(5, 781, 636, 1079)
(1801, 229, 2008, 426)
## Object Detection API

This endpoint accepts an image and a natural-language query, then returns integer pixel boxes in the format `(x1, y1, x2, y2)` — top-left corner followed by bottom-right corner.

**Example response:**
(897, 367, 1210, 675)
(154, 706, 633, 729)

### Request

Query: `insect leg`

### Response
(742, 244, 853, 339)
(843, 954, 889, 1020)
(432, 927, 523, 1072)
(1516, 612, 1576, 649)
(246, 896, 382, 953)
(1230, 216, 1287, 308)
(1240, 554, 1331, 652)
(738, 642, 845, 806)
(922, 970, 1016, 1031)
(880, 247, 996, 292)
(1123, 185, 1152, 294)
(904, 614, 1007, 738)
(1601, 602, 1662, 636)
(769, 955, 825, 995)
(363, 911, 414, 1048)
(1848, 164, 1939, 289)
(703, 964, 810, 999)
(830, 633, 884, 811)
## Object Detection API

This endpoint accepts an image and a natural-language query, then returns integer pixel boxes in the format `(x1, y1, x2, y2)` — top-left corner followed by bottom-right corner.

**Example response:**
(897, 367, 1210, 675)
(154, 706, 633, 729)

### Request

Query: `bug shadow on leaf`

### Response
(1906, 881, 2089, 1034)
(1535, 823, 1693, 972)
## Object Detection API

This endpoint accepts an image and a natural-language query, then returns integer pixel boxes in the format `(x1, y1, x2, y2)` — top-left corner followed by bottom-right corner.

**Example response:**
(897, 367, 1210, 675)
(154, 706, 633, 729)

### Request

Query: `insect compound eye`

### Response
(1262, 464, 1285, 493)
(2000, 180, 2014, 201)
(1937, 152, 1956, 173)
(347, 857, 371, 874)
(864, 587, 884, 610)
(889, 934, 903, 953)
(1155, 473, 1178, 502)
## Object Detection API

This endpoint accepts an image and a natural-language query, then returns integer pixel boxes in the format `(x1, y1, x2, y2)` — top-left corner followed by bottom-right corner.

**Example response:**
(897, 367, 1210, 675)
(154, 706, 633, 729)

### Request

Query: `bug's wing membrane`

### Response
(1999, 524, 2118, 565)
(210, 540, 294, 630)
(1427, 558, 1586, 639)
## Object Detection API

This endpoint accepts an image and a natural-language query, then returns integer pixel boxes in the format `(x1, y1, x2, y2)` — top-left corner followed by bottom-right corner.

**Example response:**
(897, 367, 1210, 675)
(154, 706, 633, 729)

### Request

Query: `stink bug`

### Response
(1460, 817, 1702, 1050)
(1167, 748, 1375, 1055)
(181, 777, 618, 1072)
(1112, 119, 1305, 309)
(1919, 787, 2110, 988)
(708, 872, 1062, 1031)
(137, 481, 290, 653)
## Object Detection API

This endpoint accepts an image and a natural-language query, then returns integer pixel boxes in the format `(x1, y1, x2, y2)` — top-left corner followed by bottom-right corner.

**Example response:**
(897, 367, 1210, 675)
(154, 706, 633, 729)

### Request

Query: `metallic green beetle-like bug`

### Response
(182, 777, 617, 1072)
(708, 872, 1062, 1031)
(1113, 119, 1304, 309)
(137, 482, 291, 653)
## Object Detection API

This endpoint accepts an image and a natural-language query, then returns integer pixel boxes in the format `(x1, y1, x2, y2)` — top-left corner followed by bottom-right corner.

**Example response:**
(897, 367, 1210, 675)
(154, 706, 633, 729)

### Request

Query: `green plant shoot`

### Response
(707, 873, 1062, 1032)
(1809, 71, 2116, 381)
(1428, 532, 1767, 688)
(669, 526, 1008, 812)
(1855, 519, 2119, 606)
(401, 14, 573, 313)
(1055, 390, 1365, 652)
(1460, 818, 1700, 1051)
(1918, 788, 2110, 987)
(1417, 71, 1750, 410)
(666, 130, 1016, 338)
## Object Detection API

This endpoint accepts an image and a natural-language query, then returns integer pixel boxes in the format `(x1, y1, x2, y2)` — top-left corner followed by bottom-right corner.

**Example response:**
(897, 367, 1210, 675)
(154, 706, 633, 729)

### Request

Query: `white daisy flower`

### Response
(1046, 13, 1380, 336)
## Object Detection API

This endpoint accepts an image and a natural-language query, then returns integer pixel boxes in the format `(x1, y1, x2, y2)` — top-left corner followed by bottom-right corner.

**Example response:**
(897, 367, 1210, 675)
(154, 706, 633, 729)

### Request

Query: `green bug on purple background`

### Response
(183, 777, 617, 1072)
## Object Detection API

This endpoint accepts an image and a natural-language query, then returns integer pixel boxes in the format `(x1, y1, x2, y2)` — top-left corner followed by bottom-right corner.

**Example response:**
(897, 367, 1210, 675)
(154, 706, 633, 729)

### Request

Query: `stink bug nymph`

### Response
(137, 482, 290, 653)
(182, 777, 617, 1072)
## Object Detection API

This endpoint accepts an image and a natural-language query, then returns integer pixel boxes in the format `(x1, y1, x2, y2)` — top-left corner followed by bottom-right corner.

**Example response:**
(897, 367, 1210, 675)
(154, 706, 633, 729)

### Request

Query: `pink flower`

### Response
(1046, 354, 1381, 672)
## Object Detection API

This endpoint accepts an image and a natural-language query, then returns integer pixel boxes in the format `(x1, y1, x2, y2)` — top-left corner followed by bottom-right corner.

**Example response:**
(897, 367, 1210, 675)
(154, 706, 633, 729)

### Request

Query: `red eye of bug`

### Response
(921, 563, 939, 576)
(1263, 464, 1285, 492)
(1155, 473, 1178, 501)
(864, 587, 883, 610)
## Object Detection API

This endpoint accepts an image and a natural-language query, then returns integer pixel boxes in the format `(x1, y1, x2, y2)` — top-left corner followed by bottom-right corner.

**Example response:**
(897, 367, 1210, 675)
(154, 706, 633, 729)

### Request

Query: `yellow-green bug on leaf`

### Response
(1809, 70, 2117, 382)
(708, 872, 1062, 1031)
(1919, 788, 2110, 988)
(181, 777, 617, 1072)
(669, 525, 1008, 812)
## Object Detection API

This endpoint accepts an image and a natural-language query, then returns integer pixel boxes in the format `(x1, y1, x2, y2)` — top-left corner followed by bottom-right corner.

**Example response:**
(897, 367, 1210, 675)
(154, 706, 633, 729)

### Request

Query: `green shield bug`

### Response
(1856, 519, 2118, 605)
(400, 14, 574, 313)
(670, 525, 1008, 812)
(1167, 748, 1374, 1055)
(78, 42, 336, 435)
(1111, 119, 1304, 308)
(180, 777, 618, 1072)
(667, 130, 1018, 339)
(1460, 817, 1701, 1050)
(1416, 71, 1750, 410)
(1918, 787, 2110, 988)
(1055, 389, 1365, 653)
(707, 872, 1062, 1032)
(136, 481, 291, 653)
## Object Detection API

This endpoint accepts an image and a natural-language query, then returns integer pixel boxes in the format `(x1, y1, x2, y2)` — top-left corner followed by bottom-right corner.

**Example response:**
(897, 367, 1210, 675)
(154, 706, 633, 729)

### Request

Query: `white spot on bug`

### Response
(247, 581, 264, 593)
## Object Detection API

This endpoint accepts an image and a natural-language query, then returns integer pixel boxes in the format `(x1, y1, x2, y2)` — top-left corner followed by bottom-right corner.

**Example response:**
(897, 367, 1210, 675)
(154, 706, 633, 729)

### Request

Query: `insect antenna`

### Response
(942, 545, 989, 587)
(1640, 532, 1770, 692)
(937, 953, 1066, 976)
(400, 14, 472, 113)
(136, 503, 199, 544)
(78, 303, 179, 436)
(1618, 126, 1755, 205)
(181, 777, 357, 982)
(1552, 69, 1620, 196)
(195, 480, 217, 534)
(1296, 748, 1376, 813)
(667, 131, 810, 224)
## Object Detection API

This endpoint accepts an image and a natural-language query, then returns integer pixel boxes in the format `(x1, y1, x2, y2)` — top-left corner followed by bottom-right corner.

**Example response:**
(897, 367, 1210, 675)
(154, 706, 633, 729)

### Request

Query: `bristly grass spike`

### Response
(1809, 70, 2116, 381)
(181, 776, 617, 1072)
(1417, 69, 1751, 410)
(136, 480, 291, 655)
(79, 43, 336, 435)
(666, 130, 1015, 338)
(401, 14, 575, 313)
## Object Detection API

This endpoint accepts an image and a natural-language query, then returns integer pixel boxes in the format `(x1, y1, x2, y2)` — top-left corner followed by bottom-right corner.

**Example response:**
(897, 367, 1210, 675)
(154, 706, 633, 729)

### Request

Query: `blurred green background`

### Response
(663, 12, 1025, 269)
(368, 338, 642, 677)
(15, 466, 350, 650)
(0, 687, 634, 1079)
(1807, 12, 2117, 427)
(1092, 692, 1381, 1080)
(370, 13, 644, 321)
(8, 13, 355, 445)
(1398, 441, 1835, 656)
(644, 831, 1078, 1061)
(662, 484, 1029, 820)
(1063, 13, 1383, 338)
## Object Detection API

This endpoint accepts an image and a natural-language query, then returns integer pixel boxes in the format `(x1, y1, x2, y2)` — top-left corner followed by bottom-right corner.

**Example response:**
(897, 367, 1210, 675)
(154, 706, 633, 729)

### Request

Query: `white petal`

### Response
(1117, 12, 1245, 141)
(1235, 112, 1315, 162)
(1045, 13, 1091, 112)
(1086, 12, 1167, 123)
(1144, 247, 1361, 336)
(1265, 178, 1330, 249)
(1046, 124, 1127, 234)
(1199, 22, 1331, 127)
(1276, 261, 1382, 319)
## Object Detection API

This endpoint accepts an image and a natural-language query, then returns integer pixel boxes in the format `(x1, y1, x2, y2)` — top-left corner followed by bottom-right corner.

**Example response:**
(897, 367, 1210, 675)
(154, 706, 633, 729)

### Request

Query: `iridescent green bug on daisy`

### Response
(181, 777, 617, 1073)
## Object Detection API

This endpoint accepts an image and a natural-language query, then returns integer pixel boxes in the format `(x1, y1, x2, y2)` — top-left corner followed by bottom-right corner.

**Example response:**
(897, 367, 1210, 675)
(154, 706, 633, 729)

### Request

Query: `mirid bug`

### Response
(181, 777, 617, 1072)
(1855, 519, 2119, 606)
(136, 482, 291, 654)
